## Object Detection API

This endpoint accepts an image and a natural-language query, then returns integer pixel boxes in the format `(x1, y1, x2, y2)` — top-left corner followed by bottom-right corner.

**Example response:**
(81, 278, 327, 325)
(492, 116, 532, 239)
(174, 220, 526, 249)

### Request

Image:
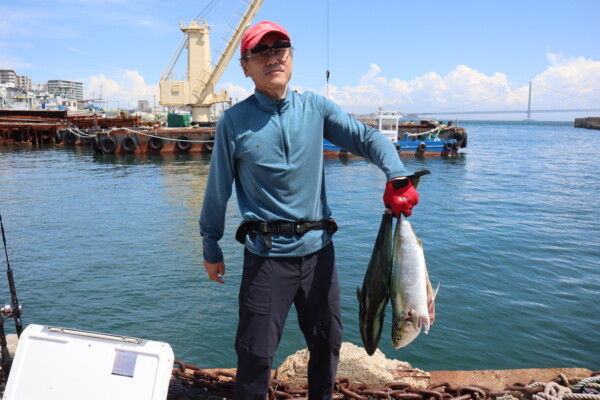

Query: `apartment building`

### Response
(47, 80, 84, 100)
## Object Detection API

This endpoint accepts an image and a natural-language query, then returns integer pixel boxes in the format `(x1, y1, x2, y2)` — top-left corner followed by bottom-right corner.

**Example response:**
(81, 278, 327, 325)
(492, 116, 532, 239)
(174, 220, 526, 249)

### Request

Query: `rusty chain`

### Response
(170, 360, 600, 400)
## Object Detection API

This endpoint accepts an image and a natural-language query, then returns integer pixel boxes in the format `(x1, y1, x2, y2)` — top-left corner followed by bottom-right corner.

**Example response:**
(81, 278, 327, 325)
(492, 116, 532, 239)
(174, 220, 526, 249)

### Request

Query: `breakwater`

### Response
(574, 117, 600, 130)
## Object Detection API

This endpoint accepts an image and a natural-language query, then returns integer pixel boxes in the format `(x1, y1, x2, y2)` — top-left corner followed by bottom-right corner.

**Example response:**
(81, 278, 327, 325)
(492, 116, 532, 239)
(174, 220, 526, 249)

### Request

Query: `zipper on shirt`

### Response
(277, 98, 291, 164)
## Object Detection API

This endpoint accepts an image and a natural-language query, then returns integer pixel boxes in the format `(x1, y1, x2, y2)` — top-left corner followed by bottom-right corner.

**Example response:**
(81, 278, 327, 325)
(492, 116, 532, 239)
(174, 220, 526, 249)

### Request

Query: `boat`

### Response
(324, 111, 467, 157)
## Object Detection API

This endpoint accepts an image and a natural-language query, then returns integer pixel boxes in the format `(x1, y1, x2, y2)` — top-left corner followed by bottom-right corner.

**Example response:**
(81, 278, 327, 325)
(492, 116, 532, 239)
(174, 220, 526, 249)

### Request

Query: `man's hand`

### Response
(203, 259, 226, 284)
(383, 178, 419, 217)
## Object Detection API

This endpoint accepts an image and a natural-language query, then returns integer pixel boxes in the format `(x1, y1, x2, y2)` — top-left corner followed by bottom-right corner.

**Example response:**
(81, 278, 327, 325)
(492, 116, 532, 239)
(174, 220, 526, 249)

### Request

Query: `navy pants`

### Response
(234, 242, 343, 400)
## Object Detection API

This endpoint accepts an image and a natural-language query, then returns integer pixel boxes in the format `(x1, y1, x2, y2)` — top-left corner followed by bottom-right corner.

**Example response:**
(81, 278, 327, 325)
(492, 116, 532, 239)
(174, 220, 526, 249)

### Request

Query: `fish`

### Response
(390, 214, 438, 349)
(357, 212, 393, 356)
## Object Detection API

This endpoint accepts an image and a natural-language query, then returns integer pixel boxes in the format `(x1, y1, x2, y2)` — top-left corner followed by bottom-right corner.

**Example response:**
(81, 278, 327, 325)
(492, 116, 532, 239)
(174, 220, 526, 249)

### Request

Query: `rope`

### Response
(65, 127, 95, 138)
(572, 376, 600, 392)
(122, 127, 214, 143)
(64, 126, 215, 144)
(529, 381, 600, 400)
(403, 126, 444, 138)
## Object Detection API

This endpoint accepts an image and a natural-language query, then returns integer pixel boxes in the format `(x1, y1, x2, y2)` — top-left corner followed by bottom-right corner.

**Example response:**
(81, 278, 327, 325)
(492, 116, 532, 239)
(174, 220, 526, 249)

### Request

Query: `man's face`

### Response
(242, 32, 293, 98)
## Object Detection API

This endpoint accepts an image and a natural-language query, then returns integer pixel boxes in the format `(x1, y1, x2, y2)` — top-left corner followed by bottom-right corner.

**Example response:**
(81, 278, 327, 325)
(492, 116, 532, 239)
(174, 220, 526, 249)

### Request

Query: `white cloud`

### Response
(85, 71, 252, 110)
(91, 54, 600, 116)
(533, 55, 600, 107)
(309, 55, 600, 114)
(220, 81, 252, 104)
(87, 71, 158, 108)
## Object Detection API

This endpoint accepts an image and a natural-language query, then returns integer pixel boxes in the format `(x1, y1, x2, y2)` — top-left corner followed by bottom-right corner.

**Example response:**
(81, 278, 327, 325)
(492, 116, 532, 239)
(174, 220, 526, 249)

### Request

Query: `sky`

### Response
(1, 0, 600, 120)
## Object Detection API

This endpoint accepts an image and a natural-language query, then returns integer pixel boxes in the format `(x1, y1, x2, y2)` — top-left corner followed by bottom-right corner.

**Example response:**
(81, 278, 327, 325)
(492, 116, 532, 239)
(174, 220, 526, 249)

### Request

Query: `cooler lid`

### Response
(4, 324, 174, 400)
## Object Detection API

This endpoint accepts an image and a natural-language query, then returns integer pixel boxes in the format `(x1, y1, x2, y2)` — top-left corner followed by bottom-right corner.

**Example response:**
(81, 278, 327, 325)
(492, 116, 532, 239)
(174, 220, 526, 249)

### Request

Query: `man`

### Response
(200, 20, 419, 400)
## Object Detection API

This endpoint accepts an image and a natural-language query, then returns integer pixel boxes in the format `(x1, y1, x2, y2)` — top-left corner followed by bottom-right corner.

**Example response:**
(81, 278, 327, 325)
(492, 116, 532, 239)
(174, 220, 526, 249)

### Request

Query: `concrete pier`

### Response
(574, 117, 600, 130)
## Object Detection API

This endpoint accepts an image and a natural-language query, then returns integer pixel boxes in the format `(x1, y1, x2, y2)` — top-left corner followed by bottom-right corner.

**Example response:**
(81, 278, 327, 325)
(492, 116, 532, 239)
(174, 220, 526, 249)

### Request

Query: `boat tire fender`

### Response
(176, 135, 192, 152)
(64, 131, 77, 145)
(91, 137, 102, 154)
(101, 137, 117, 154)
(121, 136, 136, 153)
(148, 137, 164, 152)
(418, 142, 427, 152)
(204, 135, 215, 152)
(444, 140, 453, 150)
(55, 131, 63, 144)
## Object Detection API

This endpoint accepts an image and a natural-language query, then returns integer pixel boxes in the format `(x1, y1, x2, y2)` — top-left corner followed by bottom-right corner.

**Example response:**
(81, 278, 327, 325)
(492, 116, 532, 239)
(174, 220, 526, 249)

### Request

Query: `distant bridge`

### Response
(406, 82, 600, 120)
(406, 108, 600, 119)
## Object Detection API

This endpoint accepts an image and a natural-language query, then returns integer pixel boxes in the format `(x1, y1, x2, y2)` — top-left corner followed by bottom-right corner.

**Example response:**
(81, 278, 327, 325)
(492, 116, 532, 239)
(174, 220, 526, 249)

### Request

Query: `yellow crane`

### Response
(159, 0, 264, 123)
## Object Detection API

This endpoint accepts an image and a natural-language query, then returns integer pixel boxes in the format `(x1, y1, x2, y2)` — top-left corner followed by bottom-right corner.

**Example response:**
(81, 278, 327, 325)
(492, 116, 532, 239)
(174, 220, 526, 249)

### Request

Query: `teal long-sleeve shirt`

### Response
(200, 89, 408, 263)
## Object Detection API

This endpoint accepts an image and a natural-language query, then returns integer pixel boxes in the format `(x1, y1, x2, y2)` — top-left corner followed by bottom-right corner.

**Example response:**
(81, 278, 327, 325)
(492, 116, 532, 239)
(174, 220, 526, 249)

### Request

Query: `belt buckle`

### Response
(292, 222, 301, 235)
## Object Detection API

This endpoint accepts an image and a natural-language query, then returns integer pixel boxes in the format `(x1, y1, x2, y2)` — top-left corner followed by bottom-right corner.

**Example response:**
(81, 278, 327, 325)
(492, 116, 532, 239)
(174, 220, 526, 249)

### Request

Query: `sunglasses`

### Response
(244, 40, 292, 61)
(250, 40, 291, 54)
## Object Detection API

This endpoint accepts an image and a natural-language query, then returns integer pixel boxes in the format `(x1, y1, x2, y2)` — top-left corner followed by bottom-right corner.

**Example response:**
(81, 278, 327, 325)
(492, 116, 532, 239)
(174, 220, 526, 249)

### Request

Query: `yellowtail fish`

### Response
(390, 214, 438, 349)
(357, 213, 393, 356)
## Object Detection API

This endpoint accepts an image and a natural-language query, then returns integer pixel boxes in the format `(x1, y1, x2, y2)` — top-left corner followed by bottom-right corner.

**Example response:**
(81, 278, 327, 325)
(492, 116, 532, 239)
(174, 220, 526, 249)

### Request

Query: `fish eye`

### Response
(395, 336, 402, 342)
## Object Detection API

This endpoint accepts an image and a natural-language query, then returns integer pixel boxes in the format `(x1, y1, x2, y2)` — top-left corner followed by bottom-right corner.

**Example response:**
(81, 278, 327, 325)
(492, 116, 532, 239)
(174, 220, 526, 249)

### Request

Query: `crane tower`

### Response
(159, 0, 264, 123)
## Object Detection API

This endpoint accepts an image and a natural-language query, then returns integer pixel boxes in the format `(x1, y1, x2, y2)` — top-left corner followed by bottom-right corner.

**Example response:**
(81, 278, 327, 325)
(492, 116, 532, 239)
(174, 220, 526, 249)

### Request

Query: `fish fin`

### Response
(413, 311, 430, 334)
(424, 265, 439, 326)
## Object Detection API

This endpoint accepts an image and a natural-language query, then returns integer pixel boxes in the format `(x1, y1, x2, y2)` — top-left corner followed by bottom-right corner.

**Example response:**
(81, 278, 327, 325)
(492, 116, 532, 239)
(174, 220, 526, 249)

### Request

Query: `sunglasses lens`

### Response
(250, 40, 291, 54)
(273, 40, 291, 49)
(250, 44, 269, 54)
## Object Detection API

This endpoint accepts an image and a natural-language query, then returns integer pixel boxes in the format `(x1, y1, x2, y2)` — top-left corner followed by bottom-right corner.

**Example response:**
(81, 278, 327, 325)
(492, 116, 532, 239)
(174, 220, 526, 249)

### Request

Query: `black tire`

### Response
(418, 142, 427, 152)
(147, 137, 164, 151)
(175, 135, 192, 152)
(204, 135, 215, 152)
(453, 140, 460, 150)
(121, 136, 136, 153)
(444, 140, 453, 150)
(64, 131, 77, 145)
(55, 131, 63, 144)
(91, 136, 102, 154)
(101, 137, 117, 154)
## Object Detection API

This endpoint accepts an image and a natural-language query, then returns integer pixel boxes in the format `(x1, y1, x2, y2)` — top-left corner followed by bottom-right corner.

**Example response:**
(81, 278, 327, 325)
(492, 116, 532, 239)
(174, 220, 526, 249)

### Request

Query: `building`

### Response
(17, 75, 32, 91)
(47, 80, 84, 100)
(138, 100, 150, 112)
(0, 70, 18, 86)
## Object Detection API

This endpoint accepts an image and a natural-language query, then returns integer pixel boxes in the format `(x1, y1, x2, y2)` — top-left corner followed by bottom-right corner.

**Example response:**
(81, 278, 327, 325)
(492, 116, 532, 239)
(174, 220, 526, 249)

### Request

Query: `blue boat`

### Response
(324, 111, 467, 157)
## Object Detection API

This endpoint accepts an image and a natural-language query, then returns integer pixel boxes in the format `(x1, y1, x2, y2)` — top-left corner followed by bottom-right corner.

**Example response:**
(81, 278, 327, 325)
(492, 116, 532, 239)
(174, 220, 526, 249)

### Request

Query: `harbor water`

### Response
(0, 120, 598, 372)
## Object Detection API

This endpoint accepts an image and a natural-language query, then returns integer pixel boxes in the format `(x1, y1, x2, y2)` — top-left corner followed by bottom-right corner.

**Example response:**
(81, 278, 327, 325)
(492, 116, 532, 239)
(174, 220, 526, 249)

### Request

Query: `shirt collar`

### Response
(254, 88, 292, 114)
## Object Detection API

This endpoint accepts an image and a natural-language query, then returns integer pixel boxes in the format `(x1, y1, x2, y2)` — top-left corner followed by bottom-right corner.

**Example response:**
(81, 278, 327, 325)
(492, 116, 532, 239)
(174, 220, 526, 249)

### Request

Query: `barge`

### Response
(2, 110, 467, 158)
(325, 112, 468, 157)
(0, 109, 216, 154)
(0, 109, 67, 145)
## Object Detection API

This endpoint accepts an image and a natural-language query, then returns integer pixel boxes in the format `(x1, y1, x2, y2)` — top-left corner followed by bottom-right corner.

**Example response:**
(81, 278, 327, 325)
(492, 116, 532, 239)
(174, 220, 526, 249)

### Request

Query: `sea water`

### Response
(0, 120, 598, 372)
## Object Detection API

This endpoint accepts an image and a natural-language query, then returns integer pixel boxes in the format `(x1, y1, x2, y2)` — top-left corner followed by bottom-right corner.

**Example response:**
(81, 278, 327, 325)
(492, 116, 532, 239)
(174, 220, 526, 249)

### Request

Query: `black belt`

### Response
(235, 219, 338, 251)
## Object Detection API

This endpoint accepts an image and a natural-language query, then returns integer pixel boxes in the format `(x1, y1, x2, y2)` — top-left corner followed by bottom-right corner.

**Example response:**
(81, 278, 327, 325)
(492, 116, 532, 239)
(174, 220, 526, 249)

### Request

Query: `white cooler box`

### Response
(4, 324, 174, 400)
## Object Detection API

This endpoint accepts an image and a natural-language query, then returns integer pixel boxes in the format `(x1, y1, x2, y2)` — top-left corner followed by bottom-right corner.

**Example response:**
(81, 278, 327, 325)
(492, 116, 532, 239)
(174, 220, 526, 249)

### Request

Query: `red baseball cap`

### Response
(240, 21, 290, 56)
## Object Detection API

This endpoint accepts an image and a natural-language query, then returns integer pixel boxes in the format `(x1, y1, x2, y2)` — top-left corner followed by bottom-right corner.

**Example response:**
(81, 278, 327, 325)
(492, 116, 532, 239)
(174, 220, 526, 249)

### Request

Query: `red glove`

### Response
(383, 179, 419, 217)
